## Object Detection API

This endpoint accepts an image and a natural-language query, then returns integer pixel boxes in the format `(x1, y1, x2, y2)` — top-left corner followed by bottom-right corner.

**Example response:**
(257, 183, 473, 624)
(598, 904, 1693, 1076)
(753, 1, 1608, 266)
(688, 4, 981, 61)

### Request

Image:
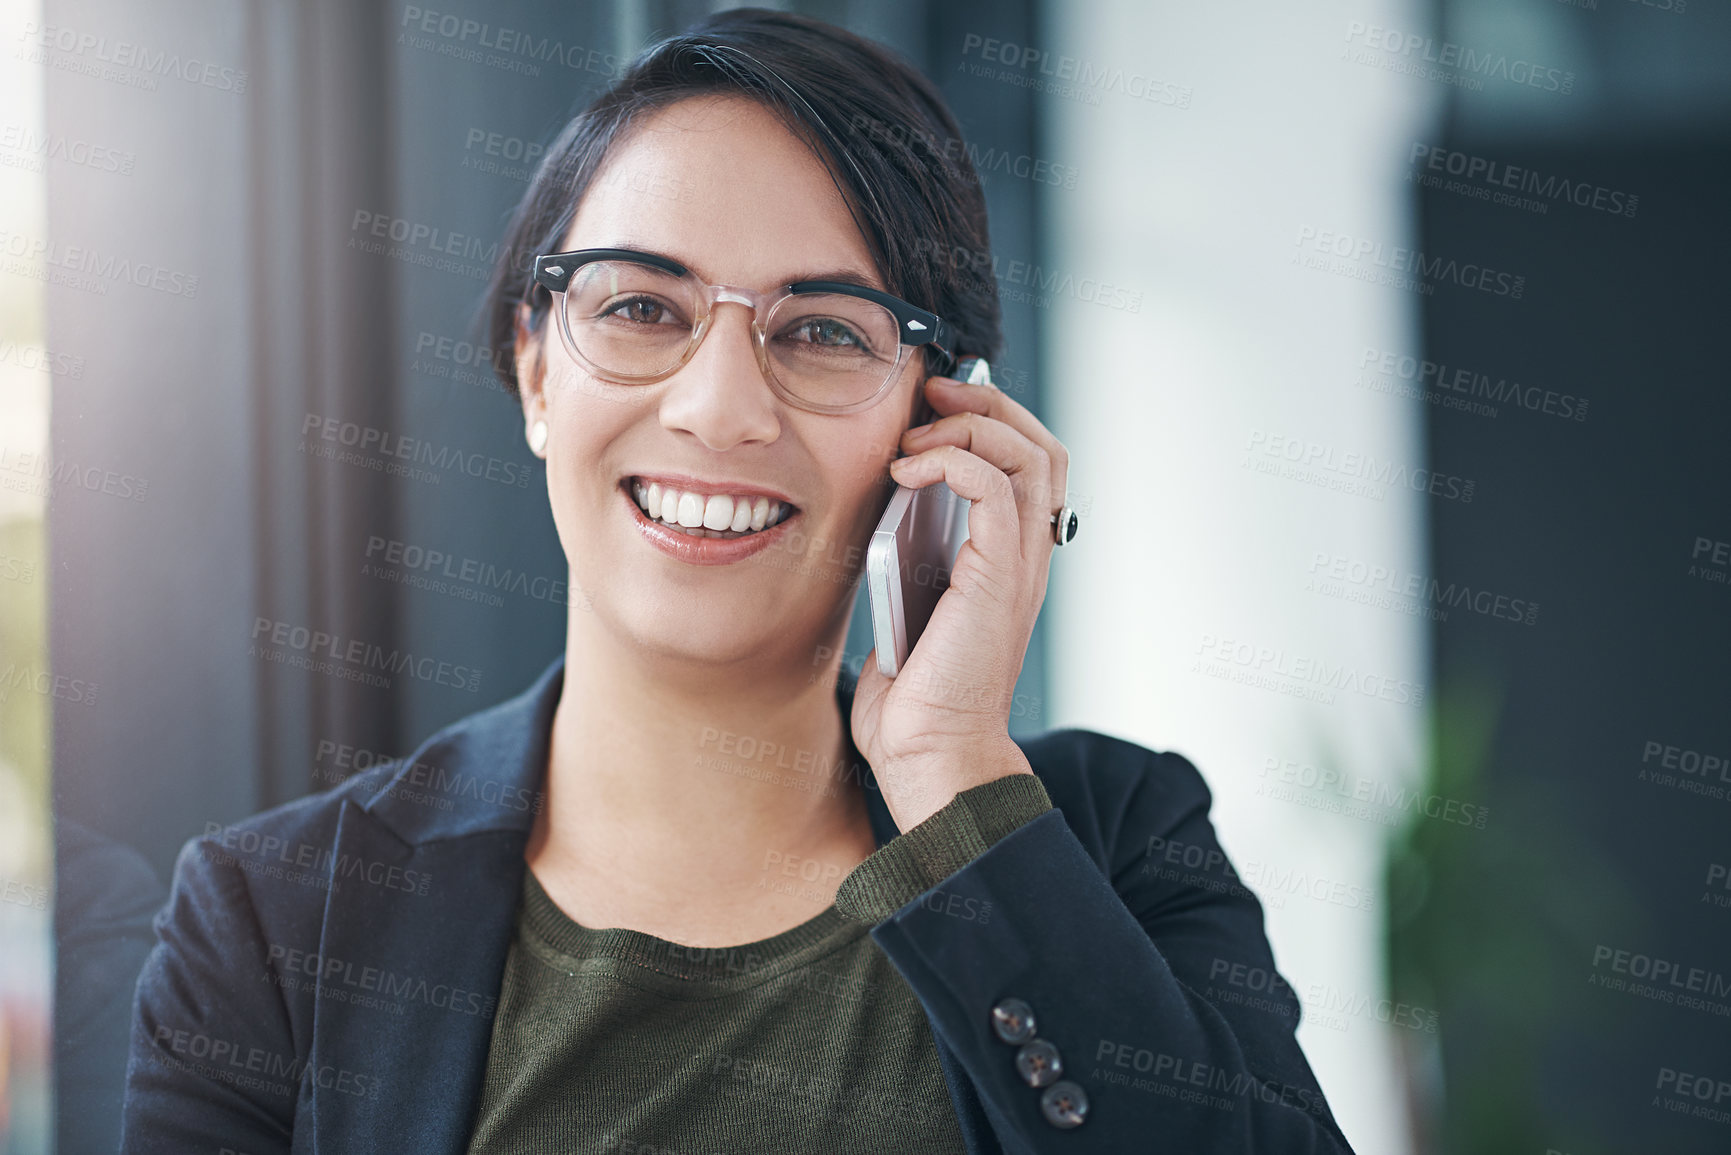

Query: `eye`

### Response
(788, 318, 866, 348)
(600, 295, 683, 326)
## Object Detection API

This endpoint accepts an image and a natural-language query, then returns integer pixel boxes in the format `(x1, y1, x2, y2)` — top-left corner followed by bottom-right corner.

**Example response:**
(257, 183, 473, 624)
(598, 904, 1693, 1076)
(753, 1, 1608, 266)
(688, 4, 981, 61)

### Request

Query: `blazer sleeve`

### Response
(838, 737, 1357, 1153)
(120, 833, 302, 1154)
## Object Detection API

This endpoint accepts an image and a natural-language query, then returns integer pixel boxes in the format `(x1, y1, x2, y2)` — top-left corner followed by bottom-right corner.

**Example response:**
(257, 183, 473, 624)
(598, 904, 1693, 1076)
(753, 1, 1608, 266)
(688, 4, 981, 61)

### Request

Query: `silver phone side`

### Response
(867, 487, 914, 677)
(867, 479, 969, 677)
(866, 357, 988, 678)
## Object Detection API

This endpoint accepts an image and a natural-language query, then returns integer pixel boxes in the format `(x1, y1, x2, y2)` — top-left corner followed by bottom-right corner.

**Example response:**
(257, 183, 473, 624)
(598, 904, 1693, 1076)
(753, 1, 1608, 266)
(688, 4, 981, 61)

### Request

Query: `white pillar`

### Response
(1039, 4, 1439, 1151)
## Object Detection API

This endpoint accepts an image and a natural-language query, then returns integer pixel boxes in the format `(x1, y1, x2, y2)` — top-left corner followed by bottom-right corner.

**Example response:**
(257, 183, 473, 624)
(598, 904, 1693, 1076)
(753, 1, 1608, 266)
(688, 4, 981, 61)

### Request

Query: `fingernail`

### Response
(906, 422, 932, 437)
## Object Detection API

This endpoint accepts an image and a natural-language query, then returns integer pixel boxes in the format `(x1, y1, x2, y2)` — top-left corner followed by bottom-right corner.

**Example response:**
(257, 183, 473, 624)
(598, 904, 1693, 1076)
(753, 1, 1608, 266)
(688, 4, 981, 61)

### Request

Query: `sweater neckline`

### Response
(519, 866, 866, 988)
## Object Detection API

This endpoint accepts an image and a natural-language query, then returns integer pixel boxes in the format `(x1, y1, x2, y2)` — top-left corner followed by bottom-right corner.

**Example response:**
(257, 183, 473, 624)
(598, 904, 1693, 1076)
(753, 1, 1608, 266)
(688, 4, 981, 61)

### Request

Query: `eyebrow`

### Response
(594, 243, 886, 293)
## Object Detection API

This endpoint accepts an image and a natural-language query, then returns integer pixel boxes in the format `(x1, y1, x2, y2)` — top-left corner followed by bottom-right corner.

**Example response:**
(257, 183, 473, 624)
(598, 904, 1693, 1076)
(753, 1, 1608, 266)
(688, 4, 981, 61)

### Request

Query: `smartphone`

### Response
(866, 357, 990, 677)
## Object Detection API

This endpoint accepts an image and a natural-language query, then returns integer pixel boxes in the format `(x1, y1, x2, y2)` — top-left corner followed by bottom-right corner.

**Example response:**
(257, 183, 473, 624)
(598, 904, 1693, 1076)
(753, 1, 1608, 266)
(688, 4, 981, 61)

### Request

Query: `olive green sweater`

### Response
(464, 772, 1054, 1154)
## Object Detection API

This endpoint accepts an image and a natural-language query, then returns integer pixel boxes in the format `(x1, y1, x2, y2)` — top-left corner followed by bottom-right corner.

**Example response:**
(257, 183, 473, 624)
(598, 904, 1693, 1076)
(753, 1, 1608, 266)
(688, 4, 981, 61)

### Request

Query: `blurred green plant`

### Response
(0, 513, 49, 801)
(1385, 663, 1644, 1155)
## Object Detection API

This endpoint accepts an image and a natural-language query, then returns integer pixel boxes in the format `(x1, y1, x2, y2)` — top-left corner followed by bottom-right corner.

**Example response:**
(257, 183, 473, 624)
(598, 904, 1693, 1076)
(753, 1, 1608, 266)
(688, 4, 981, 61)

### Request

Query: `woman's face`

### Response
(517, 94, 924, 671)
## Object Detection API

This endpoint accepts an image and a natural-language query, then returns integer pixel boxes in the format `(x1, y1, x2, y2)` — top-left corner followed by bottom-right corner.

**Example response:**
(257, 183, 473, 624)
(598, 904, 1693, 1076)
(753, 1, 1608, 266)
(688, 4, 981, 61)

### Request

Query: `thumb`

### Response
(851, 650, 888, 733)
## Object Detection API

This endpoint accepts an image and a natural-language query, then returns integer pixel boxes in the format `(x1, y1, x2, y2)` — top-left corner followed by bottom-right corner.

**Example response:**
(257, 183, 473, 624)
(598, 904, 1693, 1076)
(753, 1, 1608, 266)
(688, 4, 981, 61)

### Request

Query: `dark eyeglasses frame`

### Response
(528, 247, 958, 415)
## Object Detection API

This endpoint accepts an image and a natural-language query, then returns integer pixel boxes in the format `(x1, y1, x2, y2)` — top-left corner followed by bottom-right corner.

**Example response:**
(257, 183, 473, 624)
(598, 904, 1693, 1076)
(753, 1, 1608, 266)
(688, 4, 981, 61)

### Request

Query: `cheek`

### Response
(542, 382, 633, 510)
(824, 419, 903, 532)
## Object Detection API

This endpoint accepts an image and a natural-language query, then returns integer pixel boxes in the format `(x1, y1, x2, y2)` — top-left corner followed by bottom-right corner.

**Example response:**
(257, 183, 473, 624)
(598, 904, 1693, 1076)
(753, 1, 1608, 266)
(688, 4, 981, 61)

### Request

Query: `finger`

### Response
(922, 375, 1070, 524)
(888, 444, 1021, 566)
(902, 411, 1055, 560)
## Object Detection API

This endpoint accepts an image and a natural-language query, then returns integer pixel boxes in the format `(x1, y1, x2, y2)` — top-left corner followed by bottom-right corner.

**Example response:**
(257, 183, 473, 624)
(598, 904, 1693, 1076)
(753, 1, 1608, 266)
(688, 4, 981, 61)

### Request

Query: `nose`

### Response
(656, 300, 782, 451)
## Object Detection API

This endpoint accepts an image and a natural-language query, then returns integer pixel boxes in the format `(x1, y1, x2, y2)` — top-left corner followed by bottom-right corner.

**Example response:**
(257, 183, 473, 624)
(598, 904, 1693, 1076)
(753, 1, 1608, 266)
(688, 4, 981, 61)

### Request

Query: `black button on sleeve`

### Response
(1014, 1038, 1062, 1088)
(1040, 1080, 1089, 1129)
(989, 997, 1036, 1045)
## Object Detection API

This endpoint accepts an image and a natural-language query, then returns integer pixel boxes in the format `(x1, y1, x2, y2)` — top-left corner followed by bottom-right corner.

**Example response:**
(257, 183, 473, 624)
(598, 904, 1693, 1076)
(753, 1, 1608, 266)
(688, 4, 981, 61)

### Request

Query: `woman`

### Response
(122, 10, 1355, 1153)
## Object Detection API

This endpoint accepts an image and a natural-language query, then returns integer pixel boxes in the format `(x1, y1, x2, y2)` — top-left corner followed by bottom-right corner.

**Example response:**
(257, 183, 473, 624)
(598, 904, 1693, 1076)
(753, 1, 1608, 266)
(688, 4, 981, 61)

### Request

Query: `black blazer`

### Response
(121, 655, 1357, 1153)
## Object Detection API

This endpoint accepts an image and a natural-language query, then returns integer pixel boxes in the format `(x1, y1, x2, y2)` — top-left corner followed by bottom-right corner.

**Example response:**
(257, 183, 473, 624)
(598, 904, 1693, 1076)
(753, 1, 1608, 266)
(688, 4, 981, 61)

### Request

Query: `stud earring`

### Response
(527, 419, 548, 456)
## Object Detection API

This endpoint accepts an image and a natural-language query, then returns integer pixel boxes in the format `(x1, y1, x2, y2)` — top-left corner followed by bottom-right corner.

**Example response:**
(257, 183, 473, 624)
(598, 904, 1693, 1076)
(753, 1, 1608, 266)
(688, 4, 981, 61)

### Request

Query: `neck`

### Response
(525, 594, 875, 937)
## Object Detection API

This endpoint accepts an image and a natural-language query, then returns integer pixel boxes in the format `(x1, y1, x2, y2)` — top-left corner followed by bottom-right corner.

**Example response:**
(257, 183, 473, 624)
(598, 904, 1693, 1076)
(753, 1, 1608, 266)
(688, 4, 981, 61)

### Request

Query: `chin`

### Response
(593, 584, 823, 670)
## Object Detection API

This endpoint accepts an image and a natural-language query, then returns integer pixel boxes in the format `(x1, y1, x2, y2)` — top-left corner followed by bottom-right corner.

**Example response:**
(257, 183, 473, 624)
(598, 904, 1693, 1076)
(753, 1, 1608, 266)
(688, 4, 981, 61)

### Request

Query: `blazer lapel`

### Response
(307, 807, 528, 1154)
(305, 656, 562, 1154)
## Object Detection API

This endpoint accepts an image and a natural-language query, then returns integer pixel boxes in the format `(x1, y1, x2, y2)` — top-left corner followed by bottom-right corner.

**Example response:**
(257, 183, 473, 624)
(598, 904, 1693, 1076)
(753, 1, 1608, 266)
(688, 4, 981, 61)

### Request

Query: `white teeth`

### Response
(630, 479, 791, 536)
(676, 491, 704, 528)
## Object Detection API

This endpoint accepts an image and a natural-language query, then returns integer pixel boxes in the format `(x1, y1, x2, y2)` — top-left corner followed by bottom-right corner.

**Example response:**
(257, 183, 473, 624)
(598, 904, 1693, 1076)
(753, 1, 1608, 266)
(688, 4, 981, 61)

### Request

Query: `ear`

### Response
(514, 301, 548, 425)
(907, 358, 940, 430)
(908, 386, 935, 431)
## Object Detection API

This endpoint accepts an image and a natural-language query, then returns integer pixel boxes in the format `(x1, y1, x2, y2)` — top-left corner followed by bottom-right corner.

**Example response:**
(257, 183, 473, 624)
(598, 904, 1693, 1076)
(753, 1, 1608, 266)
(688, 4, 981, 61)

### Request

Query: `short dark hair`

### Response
(480, 6, 1002, 399)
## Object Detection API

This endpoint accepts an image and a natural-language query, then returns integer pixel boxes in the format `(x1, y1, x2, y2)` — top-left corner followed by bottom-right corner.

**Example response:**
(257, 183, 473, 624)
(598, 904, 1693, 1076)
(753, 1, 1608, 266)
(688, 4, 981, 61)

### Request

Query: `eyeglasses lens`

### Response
(560, 260, 903, 409)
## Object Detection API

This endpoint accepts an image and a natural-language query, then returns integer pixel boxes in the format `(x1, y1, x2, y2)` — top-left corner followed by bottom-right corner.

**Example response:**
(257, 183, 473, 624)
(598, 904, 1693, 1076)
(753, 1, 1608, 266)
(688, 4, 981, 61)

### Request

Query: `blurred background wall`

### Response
(1, 0, 1726, 1152)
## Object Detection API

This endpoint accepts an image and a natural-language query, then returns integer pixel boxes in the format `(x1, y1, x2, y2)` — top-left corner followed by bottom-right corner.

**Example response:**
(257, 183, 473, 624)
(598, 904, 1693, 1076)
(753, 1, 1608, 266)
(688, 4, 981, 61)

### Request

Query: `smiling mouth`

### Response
(625, 478, 798, 540)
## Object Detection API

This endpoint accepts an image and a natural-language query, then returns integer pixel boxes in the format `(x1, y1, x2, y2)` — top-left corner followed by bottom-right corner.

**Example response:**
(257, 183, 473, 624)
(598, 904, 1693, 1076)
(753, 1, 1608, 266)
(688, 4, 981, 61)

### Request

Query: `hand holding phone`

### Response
(866, 357, 990, 677)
